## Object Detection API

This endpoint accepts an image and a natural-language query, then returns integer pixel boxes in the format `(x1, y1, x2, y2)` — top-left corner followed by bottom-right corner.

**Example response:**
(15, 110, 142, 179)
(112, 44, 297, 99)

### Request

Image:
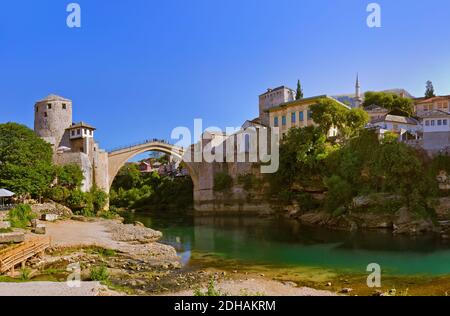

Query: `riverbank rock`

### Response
(436, 197, 450, 220)
(33, 224, 47, 235)
(352, 194, 402, 209)
(299, 207, 436, 236)
(107, 222, 163, 243)
(0, 231, 25, 243)
(31, 202, 73, 218)
(393, 207, 436, 235)
(41, 214, 59, 222)
(0, 221, 11, 229)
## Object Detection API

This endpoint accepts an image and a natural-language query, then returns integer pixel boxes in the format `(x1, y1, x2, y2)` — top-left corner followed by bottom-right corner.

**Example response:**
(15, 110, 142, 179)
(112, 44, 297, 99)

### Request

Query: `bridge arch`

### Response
(107, 141, 198, 196)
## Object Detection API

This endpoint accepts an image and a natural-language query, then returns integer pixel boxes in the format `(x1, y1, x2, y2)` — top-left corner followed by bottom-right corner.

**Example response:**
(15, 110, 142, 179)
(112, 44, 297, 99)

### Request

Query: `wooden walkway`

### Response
(0, 237, 51, 274)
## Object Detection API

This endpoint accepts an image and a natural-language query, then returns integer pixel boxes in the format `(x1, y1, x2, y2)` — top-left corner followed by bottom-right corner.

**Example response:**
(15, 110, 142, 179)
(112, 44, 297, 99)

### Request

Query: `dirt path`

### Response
(166, 277, 337, 296)
(0, 281, 118, 296)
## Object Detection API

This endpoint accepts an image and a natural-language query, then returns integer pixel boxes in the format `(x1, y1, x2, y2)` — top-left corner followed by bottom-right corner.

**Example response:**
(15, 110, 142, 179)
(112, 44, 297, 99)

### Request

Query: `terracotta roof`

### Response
(417, 110, 450, 118)
(414, 95, 450, 104)
(365, 105, 389, 112)
(371, 114, 419, 125)
(66, 121, 96, 130)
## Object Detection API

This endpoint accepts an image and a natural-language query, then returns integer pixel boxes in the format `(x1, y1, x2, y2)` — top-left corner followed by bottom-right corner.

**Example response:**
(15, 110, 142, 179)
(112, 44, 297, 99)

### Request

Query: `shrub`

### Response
(194, 278, 225, 296)
(46, 186, 70, 203)
(324, 176, 354, 213)
(19, 268, 32, 281)
(213, 172, 233, 192)
(238, 174, 259, 191)
(90, 187, 109, 212)
(296, 192, 319, 212)
(90, 265, 109, 282)
(7, 204, 36, 229)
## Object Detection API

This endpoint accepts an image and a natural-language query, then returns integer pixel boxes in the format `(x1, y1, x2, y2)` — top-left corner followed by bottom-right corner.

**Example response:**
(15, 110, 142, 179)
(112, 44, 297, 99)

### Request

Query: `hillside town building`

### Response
(267, 95, 348, 137)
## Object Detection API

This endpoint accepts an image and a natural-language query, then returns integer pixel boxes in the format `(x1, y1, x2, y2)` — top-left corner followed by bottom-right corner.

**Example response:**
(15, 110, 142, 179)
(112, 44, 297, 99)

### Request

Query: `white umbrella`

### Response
(0, 189, 15, 207)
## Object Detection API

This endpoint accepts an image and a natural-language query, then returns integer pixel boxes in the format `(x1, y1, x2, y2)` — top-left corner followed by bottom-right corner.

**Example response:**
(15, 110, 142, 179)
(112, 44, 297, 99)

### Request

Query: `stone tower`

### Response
(34, 95, 72, 149)
(354, 74, 363, 108)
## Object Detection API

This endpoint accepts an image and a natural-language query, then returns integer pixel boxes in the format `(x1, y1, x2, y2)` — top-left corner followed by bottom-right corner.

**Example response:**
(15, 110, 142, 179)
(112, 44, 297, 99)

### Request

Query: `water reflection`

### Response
(125, 211, 450, 275)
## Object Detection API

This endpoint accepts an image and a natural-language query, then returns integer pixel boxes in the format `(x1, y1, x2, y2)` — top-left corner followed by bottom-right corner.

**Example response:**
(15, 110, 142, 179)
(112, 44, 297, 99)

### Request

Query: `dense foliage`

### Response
(310, 98, 369, 139)
(425, 80, 436, 98)
(110, 163, 193, 211)
(213, 172, 234, 192)
(271, 103, 444, 218)
(0, 123, 54, 197)
(7, 204, 36, 228)
(0, 123, 109, 216)
(296, 79, 303, 100)
(363, 91, 414, 116)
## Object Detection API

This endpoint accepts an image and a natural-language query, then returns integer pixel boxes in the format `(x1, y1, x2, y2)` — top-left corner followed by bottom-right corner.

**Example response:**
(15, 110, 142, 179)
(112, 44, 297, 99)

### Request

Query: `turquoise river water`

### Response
(125, 211, 450, 276)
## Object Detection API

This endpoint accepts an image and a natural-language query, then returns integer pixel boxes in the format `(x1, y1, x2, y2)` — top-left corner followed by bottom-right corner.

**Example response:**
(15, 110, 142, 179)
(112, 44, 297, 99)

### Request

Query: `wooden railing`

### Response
(0, 237, 51, 274)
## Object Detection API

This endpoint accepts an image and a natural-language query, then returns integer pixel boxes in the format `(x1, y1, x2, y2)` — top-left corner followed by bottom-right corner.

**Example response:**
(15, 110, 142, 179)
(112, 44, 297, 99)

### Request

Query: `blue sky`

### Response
(1, 0, 450, 150)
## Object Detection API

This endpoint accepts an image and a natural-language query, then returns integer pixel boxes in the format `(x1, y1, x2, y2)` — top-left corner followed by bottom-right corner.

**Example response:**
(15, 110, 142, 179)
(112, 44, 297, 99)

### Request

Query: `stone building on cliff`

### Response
(34, 95, 109, 193)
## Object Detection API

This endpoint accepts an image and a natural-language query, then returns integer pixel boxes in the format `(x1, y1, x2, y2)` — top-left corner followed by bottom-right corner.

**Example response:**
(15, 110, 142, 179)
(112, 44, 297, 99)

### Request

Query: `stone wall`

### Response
(193, 161, 275, 214)
(54, 151, 93, 192)
(93, 144, 110, 193)
(423, 131, 450, 152)
(34, 96, 72, 149)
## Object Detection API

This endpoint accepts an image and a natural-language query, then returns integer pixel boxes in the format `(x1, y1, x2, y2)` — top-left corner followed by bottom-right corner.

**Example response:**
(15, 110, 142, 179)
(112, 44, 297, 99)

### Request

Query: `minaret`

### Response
(354, 73, 362, 108)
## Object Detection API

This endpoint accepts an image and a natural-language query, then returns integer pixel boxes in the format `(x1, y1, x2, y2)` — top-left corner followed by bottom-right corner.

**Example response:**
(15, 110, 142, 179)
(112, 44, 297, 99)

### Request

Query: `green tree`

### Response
(324, 175, 354, 213)
(296, 79, 304, 100)
(111, 163, 142, 191)
(344, 108, 370, 138)
(310, 98, 348, 135)
(363, 91, 414, 116)
(0, 123, 54, 198)
(56, 164, 84, 189)
(272, 126, 335, 193)
(90, 186, 109, 212)
(213, 172, 233, 192)
(425, 80, 436, 98)
(310, 98, 367, 140)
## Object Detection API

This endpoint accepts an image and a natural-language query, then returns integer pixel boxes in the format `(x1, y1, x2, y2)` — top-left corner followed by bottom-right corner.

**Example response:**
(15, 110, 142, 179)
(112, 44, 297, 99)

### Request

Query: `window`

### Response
(90, 130, 93, 136)
(62, 104, 67, 110)
(444, 119, 448, 126)
(44, 112, 48, 117)
(393, 124, 399, 130)
(438, 120, 442, 126)
(307, 110, 312, 120)
(47, 104, 52, 110)
(77, 129, 81, 135)
(299, 111, 304, 122)
(71, 130, 75, 136)
(282, 116, 286, 126)
(274, 117, 279, 127)
(36, 107, 38, 112)
(431, 120, 435, 126)
(291, 112, 296, 123)
(425, 120, 430, 126)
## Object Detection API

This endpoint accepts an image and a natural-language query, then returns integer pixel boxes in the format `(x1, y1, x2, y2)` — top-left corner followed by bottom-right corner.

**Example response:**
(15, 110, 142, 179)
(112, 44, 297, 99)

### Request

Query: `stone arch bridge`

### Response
(107, 140, 199, 191)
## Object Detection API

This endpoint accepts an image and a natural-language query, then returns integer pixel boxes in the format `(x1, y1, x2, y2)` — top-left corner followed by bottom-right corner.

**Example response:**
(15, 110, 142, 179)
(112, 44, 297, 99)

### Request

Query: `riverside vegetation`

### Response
(0, 122, 110, 218)
(268, 95, 449, 234)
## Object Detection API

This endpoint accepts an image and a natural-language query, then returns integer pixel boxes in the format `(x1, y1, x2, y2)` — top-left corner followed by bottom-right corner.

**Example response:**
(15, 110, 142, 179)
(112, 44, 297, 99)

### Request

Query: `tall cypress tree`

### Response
(425, 80, 436, 99)
(296, 79, 304, 100)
